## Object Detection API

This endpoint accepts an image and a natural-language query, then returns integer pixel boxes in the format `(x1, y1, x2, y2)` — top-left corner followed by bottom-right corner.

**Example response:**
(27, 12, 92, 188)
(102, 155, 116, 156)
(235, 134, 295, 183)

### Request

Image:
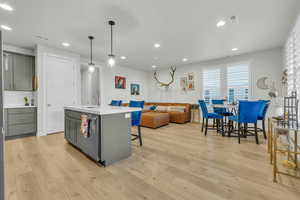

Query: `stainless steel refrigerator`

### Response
(0, 30, 4, 200)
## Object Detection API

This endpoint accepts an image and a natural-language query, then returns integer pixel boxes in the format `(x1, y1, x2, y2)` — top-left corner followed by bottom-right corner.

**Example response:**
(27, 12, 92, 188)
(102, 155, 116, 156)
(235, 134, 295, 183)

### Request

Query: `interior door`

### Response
(46, 55, 75, 134)
(0, 30, 5, 200)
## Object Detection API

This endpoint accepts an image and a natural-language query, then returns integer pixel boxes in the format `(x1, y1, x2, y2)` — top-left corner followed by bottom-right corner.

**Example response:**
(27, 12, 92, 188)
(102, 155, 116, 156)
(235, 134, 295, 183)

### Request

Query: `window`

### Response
(202, 63, 250, 104)
(285, 17, 300, 120)
(203, 69, 221, 103)
(227, 64, 249, 104)
(286, 29, 300, 96)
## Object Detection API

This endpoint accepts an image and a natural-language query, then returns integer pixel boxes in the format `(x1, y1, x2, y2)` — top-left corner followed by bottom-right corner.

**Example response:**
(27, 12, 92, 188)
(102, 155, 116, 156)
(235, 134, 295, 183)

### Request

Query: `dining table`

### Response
(210, 104, 238, 136)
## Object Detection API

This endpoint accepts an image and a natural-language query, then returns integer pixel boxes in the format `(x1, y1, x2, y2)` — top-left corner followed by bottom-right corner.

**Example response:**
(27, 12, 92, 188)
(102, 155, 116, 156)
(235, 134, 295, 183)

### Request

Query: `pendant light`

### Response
(108, 20, 116, 67)
(88, 36, 95, 72)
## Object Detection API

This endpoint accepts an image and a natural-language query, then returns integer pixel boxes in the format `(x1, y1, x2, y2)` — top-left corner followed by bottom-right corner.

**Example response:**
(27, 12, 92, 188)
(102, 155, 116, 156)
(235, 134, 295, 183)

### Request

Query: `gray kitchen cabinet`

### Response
(3, 51, 35, 91)
(65, 110, 100, 161)
(13, 53, 34, 91)
(64, 108, 132, 166)
(4, 107, 37, 139)
(3, 52, 14, 90)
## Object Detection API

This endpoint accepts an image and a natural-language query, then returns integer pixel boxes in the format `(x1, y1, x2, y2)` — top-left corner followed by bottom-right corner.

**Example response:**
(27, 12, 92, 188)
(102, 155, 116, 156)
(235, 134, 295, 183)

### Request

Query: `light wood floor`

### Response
(4, 123, 300, 200)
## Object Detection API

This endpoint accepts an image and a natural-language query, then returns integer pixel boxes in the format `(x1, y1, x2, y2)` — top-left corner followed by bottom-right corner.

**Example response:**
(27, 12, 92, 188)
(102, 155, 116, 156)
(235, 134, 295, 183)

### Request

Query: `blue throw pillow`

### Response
(149, 105, 157, 110)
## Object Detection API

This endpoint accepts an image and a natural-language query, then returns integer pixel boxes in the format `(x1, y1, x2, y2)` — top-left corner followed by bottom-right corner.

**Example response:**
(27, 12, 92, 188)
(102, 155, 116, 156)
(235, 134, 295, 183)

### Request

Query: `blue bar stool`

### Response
(110, 100, 122, 106)
(228, 101, 264, 144)
(129, 101, 145, 146)
(211, 99, 233, 129)
(257, 100, 270, 139)
(198, 100, 224, 136)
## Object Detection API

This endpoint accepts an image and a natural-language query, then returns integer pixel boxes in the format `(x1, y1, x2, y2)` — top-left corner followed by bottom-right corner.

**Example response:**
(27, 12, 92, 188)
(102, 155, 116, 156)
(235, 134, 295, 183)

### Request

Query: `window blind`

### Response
(202, 64, 250, 104)
(203, 69, 221, 103)
(286, 29, 300, 97)
(227, 64, 249, 103)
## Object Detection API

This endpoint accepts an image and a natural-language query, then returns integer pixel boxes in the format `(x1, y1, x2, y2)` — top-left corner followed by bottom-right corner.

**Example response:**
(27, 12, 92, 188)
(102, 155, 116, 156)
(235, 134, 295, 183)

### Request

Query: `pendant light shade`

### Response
(108, 20, 116, 67)
(88, 36, 95, 72)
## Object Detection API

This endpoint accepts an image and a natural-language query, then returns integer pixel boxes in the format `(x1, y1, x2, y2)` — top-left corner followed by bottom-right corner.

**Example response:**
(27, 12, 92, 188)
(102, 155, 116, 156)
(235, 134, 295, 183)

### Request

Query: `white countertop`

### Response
(64, 105, 141, 115)
(4, 105, 37, 108)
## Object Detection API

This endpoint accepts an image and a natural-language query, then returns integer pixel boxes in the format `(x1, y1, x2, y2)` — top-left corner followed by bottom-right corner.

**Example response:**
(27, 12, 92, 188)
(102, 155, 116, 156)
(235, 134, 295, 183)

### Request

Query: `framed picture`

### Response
(115, 76, 126, 89)
(130, 83, 140, 95)
(187, 81, 195, 90)
(187, 72, 195, 90)
(188, 72, 194, 81)
(180, 77, 188, 91)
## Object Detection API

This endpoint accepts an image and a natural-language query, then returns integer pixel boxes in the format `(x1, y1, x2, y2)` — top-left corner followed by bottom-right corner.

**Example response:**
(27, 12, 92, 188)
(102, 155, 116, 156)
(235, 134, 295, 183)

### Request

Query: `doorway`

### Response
(45, 55, 76, 134)
(80, 65, 100, 105)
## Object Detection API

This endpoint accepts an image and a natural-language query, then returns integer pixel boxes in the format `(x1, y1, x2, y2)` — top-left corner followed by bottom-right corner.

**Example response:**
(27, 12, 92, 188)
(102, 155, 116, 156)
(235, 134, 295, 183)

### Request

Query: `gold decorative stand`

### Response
(190, 104, 200, 123)
(268, 118, 300, 182)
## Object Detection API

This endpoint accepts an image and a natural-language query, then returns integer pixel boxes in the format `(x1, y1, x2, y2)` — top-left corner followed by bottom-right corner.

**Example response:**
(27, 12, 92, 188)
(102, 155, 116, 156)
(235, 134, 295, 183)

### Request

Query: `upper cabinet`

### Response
(3, 52, 35, 91)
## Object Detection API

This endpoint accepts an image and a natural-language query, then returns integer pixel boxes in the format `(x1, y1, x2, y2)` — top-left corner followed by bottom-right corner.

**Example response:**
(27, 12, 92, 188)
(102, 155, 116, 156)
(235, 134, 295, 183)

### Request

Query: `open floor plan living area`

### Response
(1, 0, 300, 200)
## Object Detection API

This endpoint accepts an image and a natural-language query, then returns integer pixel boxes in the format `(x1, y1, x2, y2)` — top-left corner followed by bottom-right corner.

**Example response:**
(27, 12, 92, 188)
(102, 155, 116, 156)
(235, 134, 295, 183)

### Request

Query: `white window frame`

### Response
(201, 61, 252, 103)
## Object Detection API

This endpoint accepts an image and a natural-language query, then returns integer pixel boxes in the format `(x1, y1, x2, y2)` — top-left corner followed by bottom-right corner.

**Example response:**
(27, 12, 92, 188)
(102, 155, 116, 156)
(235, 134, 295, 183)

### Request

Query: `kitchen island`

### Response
(64, 105, 141, 166)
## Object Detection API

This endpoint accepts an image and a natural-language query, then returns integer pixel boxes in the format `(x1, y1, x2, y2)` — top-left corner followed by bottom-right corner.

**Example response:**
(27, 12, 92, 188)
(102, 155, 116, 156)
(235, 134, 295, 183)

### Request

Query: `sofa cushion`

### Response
(143, 105, 153, 111)
(168, 106, 186, 113)
(149, 105, 157, 110)
(156, 106, 169, 111)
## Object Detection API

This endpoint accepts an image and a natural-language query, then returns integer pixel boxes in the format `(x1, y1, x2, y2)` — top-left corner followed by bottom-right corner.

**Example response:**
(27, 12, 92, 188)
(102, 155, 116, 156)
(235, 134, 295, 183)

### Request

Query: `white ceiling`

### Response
(1, 0, 300, 70)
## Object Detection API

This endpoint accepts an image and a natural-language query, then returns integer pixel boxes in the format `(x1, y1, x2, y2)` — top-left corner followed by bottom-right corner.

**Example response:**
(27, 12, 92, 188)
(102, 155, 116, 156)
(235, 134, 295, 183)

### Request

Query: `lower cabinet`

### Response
(4, 107, 37, 139)
(64, 110, 100, 161)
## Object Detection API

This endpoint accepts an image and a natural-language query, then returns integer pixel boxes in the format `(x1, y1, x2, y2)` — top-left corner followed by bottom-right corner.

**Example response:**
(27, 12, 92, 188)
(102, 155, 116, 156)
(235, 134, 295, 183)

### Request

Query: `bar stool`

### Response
(129, 101, 144, 146)
(211, 99, 233, 130)
(257, 100, 270, 139)
(228, 101, 264, 144)
(110, 100, 122, 106)
(198, 100, 224, 136)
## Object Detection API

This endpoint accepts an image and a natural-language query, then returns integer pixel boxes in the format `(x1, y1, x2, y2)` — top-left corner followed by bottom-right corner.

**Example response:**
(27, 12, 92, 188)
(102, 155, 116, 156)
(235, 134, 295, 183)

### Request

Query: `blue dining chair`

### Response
(198, 100, 224, 136)
(211, 99, 226, 114)
(258, 100, 271, 139)
(211, 99, 233, 129)
(228, 101, 264, 144)
(110, 100, 122, 106)
(129, 100, 145, 146)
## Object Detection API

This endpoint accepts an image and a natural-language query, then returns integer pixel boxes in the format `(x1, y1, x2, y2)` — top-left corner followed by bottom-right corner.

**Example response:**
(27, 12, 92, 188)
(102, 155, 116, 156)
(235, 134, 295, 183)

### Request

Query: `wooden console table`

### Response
(268, 118, 300, 182)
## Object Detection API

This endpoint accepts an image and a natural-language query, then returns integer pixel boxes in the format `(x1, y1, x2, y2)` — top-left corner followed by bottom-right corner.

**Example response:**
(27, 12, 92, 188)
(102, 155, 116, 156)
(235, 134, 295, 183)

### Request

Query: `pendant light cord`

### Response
(110, 24, 113, 55)
(90, 37, 93, 64)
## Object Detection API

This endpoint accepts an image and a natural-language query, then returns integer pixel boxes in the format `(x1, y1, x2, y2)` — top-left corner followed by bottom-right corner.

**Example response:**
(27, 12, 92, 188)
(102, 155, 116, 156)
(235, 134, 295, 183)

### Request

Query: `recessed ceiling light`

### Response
(182, 58, 188, 62)
(62, 42, 70, 47)
(216, 20, 226, 27)
(154, 43, 160, 48)
(120, 56, 126, 60)
(232, 48, 239, 51)
(0, 25, 12, 31)
(0, 3, 14, 11)
(152, 65, 157, 69)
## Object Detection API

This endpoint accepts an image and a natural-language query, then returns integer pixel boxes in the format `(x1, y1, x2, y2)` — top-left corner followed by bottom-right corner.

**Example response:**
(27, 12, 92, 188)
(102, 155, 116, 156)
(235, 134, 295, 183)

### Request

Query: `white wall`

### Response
(100, 64, 149, 105)
(4, 91, 35, 106)
(147, 47, 283, 105)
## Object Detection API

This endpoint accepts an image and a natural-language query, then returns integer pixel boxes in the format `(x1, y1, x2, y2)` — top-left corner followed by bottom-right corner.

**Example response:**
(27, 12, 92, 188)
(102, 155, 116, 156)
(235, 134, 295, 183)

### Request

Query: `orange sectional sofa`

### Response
(143, 102, 191, 124)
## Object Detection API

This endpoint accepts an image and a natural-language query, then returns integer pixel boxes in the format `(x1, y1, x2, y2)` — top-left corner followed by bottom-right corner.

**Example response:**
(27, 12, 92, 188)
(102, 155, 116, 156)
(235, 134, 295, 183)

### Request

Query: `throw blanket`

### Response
(80, 115, 90, 138)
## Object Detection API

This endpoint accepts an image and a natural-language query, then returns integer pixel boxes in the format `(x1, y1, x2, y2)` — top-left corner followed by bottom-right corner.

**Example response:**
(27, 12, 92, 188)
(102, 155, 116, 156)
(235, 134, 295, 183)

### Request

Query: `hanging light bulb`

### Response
(88, 36, 95, 72)
(108, 55, 115, 67)
(89, 65, 95, 72)
(107, 20, 116, 67)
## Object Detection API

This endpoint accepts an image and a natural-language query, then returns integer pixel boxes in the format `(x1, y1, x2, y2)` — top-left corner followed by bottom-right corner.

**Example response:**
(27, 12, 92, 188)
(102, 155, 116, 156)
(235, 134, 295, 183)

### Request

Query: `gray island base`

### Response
(64, 105, 141, 166)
